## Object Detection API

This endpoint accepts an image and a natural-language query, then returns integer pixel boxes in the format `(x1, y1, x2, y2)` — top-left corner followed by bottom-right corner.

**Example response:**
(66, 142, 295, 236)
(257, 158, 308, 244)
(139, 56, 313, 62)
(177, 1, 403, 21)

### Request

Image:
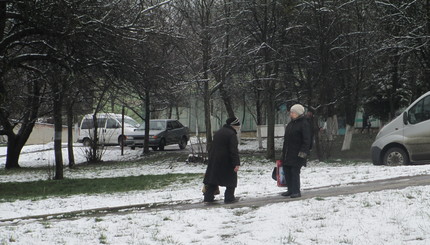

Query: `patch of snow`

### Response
(0, 139, 430, 244)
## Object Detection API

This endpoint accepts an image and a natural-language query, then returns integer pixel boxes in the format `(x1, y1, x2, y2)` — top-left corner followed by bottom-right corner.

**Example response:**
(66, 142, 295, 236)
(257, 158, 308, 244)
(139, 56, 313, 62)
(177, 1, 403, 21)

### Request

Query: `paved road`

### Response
(1, 174, 429, 224)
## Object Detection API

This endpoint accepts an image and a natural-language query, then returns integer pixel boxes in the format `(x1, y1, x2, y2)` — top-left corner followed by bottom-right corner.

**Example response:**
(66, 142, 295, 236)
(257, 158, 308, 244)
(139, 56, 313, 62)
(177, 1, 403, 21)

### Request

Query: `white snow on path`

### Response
(1, 186, 429, 245)
(1, 139, 430, 244)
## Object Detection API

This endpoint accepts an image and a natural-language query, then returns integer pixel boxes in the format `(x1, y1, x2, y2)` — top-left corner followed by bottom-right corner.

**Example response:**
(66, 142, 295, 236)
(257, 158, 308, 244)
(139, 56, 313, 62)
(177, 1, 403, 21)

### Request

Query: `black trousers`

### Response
(204, 184, 235, 201)
(283, 166, 302, 194)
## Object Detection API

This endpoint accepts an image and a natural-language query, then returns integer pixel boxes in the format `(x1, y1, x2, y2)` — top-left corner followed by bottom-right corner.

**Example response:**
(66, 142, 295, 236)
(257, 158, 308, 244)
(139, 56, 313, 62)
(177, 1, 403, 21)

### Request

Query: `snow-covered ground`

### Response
(1, 139, 430, 244)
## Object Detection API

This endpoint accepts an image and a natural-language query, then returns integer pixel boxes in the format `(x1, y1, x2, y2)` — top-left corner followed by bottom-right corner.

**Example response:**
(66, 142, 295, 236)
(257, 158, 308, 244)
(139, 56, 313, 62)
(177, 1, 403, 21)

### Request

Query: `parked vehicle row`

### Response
(77, 95, 430, 164)
(77, 114, 189, 151)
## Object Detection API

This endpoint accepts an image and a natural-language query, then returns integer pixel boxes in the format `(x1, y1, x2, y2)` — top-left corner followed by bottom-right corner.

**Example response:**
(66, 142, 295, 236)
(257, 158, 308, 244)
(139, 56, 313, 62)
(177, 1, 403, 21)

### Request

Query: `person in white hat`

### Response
(279, 104, 311, 198)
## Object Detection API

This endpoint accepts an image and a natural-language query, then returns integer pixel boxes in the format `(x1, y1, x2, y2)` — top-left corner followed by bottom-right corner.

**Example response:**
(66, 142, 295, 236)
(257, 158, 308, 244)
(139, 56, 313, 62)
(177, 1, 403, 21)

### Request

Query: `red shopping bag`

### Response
(276, 160, 287, 187)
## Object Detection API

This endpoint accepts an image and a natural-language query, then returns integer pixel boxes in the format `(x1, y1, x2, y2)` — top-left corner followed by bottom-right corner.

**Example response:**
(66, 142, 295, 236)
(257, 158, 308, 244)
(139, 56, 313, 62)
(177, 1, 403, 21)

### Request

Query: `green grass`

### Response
(0, 173, 200, 202)
(328, 132, 376, 160)
(305, 132, 376, 162)
(269, 132, 375, 162)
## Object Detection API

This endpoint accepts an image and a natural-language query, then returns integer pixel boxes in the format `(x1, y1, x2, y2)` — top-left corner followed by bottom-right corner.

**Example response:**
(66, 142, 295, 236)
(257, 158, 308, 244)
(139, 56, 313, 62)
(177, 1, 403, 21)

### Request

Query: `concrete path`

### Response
(1, 174, 429, 224)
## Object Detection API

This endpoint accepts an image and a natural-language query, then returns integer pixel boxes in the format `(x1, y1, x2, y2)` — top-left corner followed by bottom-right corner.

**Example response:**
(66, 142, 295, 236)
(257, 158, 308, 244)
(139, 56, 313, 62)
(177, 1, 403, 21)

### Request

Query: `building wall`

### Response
(17, 123, 77, 145)
(157, 97, 287, 133)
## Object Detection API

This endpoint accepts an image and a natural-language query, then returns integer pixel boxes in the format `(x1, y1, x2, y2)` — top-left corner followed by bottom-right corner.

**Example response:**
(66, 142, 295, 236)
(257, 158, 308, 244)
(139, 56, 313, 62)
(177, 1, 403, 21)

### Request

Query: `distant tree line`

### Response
(0, 0, 429, 174)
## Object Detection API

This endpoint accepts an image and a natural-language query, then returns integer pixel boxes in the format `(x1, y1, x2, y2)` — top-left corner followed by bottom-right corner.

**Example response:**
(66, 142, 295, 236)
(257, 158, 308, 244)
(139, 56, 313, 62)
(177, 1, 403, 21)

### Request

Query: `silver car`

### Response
(125, 119, 190, 151)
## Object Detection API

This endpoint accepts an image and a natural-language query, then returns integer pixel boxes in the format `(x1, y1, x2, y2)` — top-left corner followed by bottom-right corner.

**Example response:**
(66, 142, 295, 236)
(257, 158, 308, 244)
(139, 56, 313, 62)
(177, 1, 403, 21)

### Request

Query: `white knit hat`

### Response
(290, 104, 305, 115)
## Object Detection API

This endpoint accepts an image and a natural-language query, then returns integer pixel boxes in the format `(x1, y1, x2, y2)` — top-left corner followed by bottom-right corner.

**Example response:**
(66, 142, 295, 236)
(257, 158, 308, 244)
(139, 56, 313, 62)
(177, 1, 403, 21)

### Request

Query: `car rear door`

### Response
(165, 121, 176, 145)
(97, 118, 108, 144)
(105, 118, 121, 144)
(171, 121, 183, 142)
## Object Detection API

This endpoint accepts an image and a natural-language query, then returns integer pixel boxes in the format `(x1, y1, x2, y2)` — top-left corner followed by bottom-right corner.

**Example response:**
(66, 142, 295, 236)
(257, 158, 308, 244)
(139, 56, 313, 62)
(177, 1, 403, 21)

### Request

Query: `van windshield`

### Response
(121, 117, 140, 128)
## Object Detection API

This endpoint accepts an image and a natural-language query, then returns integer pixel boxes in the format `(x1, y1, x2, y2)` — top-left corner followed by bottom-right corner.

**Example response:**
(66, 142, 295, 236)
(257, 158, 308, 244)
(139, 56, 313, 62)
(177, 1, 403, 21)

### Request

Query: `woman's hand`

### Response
(298, 152, 307, 159)
(234, 165, 240, 172)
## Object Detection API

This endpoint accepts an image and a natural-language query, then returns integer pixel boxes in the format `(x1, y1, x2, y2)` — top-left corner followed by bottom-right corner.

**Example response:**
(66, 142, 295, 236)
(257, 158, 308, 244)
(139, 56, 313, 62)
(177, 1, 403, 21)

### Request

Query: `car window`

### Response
(423, 96, 430, 121)
(172, 121, 181, 129)
(176, 121, 184, 128)
(117, 117, 139, 128)
(81, 119, 93, 129)
(167, 122, 174, 130)
(150, 121, 166, 130)
(106, 118, 119, 128)
(81, 118, 107, 129)
(408, 96, 430, 124)
(96, 118, 107, 128)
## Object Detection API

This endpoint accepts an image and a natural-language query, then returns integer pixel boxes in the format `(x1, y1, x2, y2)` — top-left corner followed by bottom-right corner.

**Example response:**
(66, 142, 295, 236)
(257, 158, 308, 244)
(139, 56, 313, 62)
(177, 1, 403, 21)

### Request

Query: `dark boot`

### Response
(290, 192, 301, 198)
(224, 197, 240, 204)
(224, 186, 237, 203)
(203, 184, 217, 202)
(281, 191, 292, 197)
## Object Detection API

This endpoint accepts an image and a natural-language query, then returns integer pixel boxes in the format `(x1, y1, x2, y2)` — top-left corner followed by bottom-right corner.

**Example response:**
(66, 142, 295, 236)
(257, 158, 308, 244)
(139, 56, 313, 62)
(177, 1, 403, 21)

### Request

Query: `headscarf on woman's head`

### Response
(290, 104, 305, 116)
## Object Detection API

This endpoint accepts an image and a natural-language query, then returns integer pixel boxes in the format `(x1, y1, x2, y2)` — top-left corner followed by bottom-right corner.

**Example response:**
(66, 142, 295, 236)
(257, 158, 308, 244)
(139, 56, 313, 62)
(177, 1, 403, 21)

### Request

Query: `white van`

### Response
(77, 113, 140, 146)
(371, 91, 430, 165)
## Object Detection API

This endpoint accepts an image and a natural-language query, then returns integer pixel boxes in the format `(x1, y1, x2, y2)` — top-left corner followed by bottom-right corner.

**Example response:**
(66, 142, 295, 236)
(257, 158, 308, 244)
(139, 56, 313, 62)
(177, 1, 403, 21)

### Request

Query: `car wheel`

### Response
(179, 137, 187, 150)
(383, 147, 409, 166)
(158, 139, 166, 151)
(83, 138, 92, 147)
(118, 135, 125, 146)
(152, 146, 158, 151)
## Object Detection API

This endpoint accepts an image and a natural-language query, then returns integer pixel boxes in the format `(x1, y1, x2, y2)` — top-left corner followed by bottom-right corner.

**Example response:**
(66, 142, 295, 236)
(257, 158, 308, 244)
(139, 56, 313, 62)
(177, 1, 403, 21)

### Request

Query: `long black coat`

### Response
(281, 116, 311, 167)
(203, 125, 240, 187)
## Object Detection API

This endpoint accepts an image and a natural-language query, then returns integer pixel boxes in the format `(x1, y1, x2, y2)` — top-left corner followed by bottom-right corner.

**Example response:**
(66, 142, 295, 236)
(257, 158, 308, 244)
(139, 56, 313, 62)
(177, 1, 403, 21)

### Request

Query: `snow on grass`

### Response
(1, 186, 429, 244)
(1, 138, 430, 244)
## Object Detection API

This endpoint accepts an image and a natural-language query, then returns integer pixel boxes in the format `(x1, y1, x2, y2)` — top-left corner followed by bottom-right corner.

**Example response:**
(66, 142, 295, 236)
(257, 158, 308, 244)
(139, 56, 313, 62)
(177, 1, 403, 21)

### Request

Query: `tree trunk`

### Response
(91, 113, 99, 162)
(326, 115, 338, 141)
(341, 124, 355, 151)
(256, 88, 264, 150)
(203, 80, 212, 151)
(52, 81, 64, 180)
(219, 82, 235, 118)
(218, 0, 234, 119)
(143, 88, 150, 154)
(168, 106, 173, 119)
(265, 81, 276, 160)
(389, 54, 400, 120)
(67, 103, 75, 167)
(341, 105, 357, 151)
(312, 114, 323, 161)
(5, 135, 22, 169)
(175, 105, 180, 120)
(3, 81, 41, 169)
(0, 3, 5, 43)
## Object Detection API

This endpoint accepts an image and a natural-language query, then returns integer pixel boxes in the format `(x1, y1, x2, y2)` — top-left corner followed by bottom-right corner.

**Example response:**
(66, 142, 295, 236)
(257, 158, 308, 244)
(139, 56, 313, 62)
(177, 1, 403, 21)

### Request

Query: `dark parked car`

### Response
(125, 119, 190, 151)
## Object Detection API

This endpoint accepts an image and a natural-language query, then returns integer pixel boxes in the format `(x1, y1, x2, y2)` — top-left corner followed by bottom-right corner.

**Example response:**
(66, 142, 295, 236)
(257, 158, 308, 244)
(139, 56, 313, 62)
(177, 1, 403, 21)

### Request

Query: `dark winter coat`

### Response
(281, 115, 312, 167)
(203, 125, 240, 187)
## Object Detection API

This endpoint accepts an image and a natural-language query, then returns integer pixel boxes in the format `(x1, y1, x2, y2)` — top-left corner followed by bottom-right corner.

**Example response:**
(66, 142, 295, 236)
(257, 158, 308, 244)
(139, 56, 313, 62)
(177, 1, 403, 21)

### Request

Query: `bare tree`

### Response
(174, 0, 218, 150)
(0, 1, 57, 169)
(237, 0, 290, 160)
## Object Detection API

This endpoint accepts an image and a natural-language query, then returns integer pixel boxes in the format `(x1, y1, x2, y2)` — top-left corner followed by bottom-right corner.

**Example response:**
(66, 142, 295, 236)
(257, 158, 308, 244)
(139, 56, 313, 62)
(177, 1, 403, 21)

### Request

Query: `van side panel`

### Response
(404, 119, 430, 162)
(104, 118, 121, 144)
(78, 113, 138, 145)
(403, 95, 430, 162)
